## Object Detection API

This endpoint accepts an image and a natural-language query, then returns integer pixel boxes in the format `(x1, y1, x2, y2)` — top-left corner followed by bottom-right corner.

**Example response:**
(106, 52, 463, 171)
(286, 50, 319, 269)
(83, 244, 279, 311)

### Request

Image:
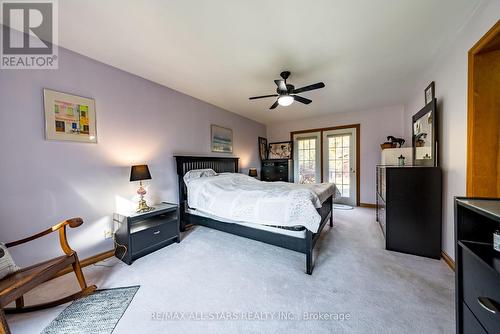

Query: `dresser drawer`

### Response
(131, 219, 178, 254)
(462, 249, 500, 333)
(462, 302, 487, 334)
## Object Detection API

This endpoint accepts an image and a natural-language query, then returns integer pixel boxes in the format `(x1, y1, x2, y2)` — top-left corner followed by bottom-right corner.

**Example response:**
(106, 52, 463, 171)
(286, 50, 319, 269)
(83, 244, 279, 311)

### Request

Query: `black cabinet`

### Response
(261, 159, 293, 182)
(376, 166, 442, 259)
(114, 203, 180, 264)
(455, 198, 500, 334)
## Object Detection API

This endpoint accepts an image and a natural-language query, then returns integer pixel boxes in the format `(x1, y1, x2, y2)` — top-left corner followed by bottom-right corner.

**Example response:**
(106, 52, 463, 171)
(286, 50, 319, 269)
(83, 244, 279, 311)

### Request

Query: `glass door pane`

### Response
(298, 138, 317, 183)
(293, 132, 321, 184)
(323, 128, 357, 206)
(328, 135, 351, 197)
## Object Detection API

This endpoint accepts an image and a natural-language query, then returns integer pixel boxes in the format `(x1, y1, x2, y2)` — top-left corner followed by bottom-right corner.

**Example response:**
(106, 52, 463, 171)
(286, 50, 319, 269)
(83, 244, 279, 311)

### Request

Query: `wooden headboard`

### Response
(174, 156, 239, 225)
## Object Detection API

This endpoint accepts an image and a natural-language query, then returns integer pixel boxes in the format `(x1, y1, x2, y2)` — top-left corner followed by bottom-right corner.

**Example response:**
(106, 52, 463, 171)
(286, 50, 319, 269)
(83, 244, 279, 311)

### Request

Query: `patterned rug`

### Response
(41, 286, 140, 334)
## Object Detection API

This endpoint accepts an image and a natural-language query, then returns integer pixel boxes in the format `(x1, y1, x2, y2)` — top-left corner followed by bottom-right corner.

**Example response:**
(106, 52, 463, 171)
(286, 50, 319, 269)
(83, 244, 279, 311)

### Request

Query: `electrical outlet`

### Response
(104, 229, 113, 239)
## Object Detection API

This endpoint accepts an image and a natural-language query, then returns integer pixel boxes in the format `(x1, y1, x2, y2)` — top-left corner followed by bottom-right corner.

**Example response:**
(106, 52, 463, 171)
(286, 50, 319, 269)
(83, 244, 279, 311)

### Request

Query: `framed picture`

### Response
(258, 137, 268, 160)
(43, 89, 97, 143)
(211, 124, 233, 153)
(424, 81, 435, 105)
(268, 141, 293, 159)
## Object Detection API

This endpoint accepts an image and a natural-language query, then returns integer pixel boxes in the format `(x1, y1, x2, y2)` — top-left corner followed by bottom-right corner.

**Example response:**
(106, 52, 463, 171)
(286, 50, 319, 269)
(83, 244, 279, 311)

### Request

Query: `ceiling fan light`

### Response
(278, 95, 294, 106)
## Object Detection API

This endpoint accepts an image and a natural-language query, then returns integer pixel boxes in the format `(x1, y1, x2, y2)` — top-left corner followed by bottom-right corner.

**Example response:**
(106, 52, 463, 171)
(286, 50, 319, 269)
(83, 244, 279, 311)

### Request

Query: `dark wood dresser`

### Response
(455, 198, 500, 334)
(376, 166, 442, 258)
(261, 159, 293, 182)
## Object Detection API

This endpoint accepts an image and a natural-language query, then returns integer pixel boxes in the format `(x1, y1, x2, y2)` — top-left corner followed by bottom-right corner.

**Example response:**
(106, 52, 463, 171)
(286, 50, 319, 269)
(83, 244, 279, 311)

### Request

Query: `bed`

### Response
(174, 155, 337, 274)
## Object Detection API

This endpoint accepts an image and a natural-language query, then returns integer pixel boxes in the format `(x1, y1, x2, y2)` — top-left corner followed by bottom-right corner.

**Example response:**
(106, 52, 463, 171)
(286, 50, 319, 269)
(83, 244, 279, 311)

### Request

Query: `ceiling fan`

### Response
(249, 71, 325, 109)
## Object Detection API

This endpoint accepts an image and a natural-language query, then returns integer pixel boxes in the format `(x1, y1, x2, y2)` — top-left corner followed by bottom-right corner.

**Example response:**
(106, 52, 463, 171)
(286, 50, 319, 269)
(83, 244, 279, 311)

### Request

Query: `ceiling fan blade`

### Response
(270, 100, 279, 109)
(249, 94, 278, 100)
(293, 82, 325, 94)
(274, 79, 287, 92)
(293, 95, 312, 105)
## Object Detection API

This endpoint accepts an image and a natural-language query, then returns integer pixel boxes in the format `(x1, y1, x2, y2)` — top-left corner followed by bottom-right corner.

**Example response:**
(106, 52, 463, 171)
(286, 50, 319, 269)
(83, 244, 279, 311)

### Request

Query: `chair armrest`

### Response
(5, 218, 84, 254)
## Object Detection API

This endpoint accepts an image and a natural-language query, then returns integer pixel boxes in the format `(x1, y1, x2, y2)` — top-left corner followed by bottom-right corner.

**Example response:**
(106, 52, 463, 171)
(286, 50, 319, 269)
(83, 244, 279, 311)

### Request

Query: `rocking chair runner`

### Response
(0, 218, 97, 334)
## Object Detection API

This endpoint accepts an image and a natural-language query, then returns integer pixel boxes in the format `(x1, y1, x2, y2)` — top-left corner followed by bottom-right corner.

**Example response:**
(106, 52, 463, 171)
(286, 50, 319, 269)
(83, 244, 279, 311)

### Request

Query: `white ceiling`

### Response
(31, 1, 487, 124)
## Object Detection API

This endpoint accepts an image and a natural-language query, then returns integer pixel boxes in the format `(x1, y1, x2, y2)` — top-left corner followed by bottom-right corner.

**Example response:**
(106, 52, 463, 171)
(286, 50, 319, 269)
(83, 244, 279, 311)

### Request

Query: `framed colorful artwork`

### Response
(211, 124, 233, 153)
(43, 89, 97, 143)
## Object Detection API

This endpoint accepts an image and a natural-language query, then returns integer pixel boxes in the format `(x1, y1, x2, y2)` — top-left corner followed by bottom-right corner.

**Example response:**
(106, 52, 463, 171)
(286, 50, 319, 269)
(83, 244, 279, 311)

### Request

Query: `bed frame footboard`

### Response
(306, 195, 333, 274)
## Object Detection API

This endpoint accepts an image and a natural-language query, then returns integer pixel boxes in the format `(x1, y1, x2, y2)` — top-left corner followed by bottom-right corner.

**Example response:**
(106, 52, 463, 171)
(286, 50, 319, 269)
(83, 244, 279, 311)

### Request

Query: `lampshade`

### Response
(248, 168, 258, 177)
(278, 95, 294, 106)
(130, 165, 152, 182)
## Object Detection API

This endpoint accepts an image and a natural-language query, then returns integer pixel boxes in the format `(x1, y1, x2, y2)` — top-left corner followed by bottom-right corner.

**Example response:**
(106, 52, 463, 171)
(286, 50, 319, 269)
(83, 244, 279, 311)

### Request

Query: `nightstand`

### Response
(113, 203, 180, 265)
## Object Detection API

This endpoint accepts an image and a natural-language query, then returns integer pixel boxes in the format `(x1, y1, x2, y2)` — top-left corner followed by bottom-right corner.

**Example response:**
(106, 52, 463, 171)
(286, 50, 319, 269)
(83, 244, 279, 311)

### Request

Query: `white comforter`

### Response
(185, 173, 340, 232)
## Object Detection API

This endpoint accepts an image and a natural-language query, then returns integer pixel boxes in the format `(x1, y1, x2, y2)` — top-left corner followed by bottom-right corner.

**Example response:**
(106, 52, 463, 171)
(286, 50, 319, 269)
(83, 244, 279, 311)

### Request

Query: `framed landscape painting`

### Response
(43, 89, 97, 143)
(211, 124, 233, 153)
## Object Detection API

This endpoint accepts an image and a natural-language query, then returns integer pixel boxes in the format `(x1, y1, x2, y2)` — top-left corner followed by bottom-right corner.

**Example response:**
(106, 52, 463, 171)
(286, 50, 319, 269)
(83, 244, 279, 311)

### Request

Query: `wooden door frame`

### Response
(291, 124, 361, 206)
(467, 20, 500, 196)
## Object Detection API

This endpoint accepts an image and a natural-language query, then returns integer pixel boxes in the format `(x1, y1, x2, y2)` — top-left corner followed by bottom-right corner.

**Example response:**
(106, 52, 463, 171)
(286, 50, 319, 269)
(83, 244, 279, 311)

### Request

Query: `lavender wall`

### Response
(0, 45, 266, 266)
(401, 1, 500, 260)
(267, 105, 406, 205)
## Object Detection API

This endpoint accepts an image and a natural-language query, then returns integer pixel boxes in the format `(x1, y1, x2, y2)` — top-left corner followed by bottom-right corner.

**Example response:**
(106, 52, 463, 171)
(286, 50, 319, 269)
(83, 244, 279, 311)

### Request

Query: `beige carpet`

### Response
(7, 208, 454, 334)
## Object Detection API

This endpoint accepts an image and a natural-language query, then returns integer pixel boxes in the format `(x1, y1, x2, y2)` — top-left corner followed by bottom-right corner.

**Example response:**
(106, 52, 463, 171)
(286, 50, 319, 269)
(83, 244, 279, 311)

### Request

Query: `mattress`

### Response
(185, 172, 339, 232)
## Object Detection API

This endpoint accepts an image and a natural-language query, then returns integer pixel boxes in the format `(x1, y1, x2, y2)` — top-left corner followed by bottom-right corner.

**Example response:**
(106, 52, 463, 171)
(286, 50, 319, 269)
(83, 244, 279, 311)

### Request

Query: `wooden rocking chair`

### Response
(0, 218, 97, 334)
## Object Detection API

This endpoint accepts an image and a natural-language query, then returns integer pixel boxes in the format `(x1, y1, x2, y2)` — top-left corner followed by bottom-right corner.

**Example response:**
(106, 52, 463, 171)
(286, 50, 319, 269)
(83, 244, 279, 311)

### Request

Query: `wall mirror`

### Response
(412, 99, 437, 166)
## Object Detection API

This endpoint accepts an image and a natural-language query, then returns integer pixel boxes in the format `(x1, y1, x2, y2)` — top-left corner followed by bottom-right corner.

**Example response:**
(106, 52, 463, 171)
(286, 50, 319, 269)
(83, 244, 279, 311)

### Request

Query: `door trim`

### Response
(467, 20, 500, 196)
(291, 124, 360, 206)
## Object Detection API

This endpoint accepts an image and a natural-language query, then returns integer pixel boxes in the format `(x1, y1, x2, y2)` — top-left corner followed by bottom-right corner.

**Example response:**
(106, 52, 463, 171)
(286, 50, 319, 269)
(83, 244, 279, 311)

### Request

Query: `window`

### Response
(328, 135, 351, 197)
(293, 132, 321, 184)
(55, 120, 65, 132)
(297, 137, 318, 184)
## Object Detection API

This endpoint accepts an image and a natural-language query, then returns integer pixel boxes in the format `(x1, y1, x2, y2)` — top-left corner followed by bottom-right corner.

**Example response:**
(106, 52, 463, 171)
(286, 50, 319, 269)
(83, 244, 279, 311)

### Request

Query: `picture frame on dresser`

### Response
(268, 141, 293, 160)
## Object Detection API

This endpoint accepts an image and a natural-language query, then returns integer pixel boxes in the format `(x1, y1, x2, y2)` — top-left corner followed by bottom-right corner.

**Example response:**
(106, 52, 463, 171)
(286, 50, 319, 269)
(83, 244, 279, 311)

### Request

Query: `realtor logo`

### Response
(1, 0, 58, 69)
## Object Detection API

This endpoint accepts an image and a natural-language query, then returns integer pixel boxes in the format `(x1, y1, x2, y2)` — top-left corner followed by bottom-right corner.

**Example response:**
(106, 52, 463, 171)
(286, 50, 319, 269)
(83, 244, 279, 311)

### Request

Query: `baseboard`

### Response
(55, 249, 115, 278)
(441, 251, 455, 271)
(359, 203, 377, 208)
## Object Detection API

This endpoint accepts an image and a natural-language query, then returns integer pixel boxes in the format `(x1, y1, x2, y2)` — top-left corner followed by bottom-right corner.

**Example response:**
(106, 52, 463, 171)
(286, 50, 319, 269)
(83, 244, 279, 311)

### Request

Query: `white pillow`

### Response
(183, 169, 217, 184)
(0, 243, 19, 279)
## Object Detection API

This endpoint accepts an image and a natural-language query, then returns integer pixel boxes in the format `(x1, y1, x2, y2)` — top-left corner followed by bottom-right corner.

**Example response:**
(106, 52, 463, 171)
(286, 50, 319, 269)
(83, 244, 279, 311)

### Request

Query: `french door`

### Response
(293, 132, 321, 184)
(323, 128, 357, 206)
(292, 125, 358, 206)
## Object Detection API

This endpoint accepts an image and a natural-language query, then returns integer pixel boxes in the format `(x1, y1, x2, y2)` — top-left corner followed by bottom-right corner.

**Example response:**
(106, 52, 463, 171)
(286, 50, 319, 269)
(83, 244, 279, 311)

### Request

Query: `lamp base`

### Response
(136, 199, 154, 213)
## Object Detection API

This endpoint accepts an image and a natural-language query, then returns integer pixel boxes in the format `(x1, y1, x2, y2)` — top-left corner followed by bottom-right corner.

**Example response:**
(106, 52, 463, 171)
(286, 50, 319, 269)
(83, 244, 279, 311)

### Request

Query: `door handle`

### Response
(478, 297, 500, 314)
(153, 230, 161, 235)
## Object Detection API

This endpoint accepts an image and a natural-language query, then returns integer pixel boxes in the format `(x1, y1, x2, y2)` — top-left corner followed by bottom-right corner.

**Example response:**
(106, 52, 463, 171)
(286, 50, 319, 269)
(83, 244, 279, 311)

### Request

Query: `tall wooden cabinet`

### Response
(376, 166, 442, 259)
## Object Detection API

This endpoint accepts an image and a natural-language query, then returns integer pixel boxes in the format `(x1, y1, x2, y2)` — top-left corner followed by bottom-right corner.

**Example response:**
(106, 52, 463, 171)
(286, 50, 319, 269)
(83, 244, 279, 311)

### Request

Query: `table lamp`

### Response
(248, 168, 258, 178)
(130, 165, 154, 213)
